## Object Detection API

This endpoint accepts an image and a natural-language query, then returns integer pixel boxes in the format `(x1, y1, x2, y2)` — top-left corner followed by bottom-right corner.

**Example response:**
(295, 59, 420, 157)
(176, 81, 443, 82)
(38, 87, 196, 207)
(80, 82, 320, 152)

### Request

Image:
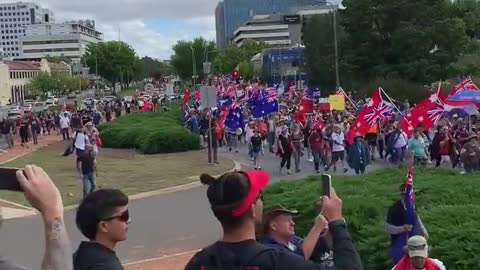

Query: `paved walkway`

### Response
(0, 142, 384, 269)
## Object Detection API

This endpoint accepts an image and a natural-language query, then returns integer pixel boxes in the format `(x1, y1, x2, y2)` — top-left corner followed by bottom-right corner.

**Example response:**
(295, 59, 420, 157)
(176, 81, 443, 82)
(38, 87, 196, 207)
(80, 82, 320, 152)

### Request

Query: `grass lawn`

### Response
(0, 142, 234, 206)
(265, 167, 480, 269)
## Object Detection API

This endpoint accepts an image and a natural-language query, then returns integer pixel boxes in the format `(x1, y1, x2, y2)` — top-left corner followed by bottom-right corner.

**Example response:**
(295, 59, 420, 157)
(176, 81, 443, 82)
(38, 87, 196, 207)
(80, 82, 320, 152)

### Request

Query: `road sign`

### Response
(203, 62, 212, 74)
(200, 86, 217, 108)
(166, 83, 174, 96)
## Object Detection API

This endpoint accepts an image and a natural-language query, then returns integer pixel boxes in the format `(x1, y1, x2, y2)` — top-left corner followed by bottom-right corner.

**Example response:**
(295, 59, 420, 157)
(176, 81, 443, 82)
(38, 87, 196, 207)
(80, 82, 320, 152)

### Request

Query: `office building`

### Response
(19, 20, 103, 60)
(0, 2, 54, 57)
(232, 14, 302, 46)
(216, 0, 323, 46)
(215, 2, 227, 49)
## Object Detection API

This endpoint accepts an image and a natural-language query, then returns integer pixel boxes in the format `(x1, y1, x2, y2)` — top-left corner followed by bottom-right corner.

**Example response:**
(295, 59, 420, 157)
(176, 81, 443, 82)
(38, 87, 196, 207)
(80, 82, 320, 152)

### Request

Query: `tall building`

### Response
(0, 2, 54, 57)
(19, 20, 103, 60)
(216, 0, 323, 47)
(215, 2, 227, 49)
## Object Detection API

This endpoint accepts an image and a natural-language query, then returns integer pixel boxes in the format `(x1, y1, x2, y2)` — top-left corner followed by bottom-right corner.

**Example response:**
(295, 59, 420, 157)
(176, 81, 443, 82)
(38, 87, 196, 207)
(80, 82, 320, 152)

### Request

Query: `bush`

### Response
(97, 108, 200, 154)
(264, 168, 480, 269)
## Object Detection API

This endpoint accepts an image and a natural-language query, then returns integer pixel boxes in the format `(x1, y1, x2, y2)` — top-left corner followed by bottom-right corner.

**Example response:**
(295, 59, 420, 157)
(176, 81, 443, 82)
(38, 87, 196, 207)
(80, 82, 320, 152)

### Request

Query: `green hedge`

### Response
(97, 108, 200, 154)
(264, 168, 480, 269)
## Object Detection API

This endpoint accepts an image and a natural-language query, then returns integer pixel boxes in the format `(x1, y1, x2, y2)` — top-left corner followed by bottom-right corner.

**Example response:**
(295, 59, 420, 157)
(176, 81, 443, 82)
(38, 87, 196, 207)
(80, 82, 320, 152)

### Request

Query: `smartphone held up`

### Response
(0, 167, 23, 192)
(321, 174, 331, 198)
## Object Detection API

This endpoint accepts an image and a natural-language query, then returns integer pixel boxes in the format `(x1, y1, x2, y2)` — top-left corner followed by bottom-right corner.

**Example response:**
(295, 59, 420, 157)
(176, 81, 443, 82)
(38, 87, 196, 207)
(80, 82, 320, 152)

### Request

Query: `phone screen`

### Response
(321, 174, 331, 198)
(0, 167, 22, 192)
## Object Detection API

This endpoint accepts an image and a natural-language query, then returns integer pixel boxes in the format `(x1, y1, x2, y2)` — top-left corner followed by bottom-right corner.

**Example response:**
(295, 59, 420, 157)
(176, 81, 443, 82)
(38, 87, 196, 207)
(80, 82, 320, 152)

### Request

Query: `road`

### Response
(0, 142, 384, 268)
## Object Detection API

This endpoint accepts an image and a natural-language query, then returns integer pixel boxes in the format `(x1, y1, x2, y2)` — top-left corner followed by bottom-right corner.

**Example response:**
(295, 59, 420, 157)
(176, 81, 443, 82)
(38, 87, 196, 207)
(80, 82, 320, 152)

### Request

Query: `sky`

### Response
(2, 0, 218, 60)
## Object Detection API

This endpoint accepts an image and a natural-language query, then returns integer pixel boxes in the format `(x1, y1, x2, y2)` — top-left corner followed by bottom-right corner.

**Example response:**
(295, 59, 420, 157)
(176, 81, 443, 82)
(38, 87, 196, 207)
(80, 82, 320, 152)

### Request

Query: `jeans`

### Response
(391, 146, 406, 163)
(312, 149, 322, 171)
(267, 131, 275, 152)
(354, 163, 366, 175)
(280, 152, 292, 170)
(292, 144, 302, 172)
(61, 128, 70, 140)
(32, 130, 38, 145)
(82, 172, 96, 198)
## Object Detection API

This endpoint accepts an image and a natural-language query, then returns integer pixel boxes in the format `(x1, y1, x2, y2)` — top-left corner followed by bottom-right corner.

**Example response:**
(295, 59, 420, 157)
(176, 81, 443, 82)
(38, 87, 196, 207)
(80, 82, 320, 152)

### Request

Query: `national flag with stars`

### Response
(391, 170, 417, 265)
(306, 87, 321, 99)
(249, 93, 278, 118)
(225, 106, 244, 131)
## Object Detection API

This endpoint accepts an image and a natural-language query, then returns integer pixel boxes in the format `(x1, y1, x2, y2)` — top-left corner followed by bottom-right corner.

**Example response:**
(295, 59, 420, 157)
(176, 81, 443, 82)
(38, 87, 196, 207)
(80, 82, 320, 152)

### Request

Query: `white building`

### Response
(0, 2, 54, 58)
(19, 20, 103, 60)
(232, 14, 303, 46)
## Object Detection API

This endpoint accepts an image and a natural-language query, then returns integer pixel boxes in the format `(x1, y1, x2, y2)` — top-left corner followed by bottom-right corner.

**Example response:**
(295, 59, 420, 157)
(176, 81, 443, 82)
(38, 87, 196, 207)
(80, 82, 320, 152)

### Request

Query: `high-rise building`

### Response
(0, 2, 54, 58)
(215, 0, 324, 47)
(215, 2, 227, 49)
(19, 20, 103, 60)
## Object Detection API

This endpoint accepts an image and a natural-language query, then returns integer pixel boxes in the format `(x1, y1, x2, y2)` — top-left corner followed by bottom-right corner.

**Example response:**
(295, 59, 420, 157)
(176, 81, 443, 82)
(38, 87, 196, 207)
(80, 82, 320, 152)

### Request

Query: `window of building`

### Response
(1, 31, 3, 34)
(13, 18, 16, 21)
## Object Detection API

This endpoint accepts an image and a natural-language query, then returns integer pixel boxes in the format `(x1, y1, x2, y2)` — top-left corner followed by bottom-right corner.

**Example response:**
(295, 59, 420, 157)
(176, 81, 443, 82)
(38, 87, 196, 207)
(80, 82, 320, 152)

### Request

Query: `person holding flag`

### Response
(385, 161, 428, 266)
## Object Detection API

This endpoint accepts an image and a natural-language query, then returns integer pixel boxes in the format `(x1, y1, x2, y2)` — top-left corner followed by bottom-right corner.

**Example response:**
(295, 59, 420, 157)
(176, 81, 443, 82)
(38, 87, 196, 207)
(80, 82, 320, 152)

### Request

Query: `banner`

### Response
(329, 95, 345, 111)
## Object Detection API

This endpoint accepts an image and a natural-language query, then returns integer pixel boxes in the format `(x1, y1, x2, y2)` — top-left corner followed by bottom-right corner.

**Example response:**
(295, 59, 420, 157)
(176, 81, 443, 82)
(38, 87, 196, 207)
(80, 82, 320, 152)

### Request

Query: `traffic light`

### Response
(232, 69, 239, 79)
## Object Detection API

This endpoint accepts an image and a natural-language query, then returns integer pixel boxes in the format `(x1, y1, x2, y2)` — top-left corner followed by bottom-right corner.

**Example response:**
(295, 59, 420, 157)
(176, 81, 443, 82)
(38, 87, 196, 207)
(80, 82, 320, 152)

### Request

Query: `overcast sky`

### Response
(1, 0, 218, 60)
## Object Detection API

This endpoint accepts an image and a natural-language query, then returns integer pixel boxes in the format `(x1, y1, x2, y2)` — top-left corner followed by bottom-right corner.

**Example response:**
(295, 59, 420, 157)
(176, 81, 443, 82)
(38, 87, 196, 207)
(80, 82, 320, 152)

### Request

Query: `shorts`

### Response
(365, 133, 377, 146)
(332, 151, 345, 162)
(252, 151, 261, 159)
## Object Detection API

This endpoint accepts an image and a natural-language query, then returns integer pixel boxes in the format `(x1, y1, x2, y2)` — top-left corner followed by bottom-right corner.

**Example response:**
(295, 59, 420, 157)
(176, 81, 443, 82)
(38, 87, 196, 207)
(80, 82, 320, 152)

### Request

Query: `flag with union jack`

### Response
(364, 101, 394, 126)
(448, 78, 480, 97)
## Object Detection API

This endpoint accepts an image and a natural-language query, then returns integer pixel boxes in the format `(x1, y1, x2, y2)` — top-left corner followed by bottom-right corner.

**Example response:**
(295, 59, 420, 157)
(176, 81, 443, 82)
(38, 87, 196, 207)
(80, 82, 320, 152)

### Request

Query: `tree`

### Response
(339, 0, 473, 84)
(27, 72, 88, 96)
(83, 41, 141, 91)
(170, 37, 216, 82)
(213, 39, 268, 74)
(141, 56, 173, 80)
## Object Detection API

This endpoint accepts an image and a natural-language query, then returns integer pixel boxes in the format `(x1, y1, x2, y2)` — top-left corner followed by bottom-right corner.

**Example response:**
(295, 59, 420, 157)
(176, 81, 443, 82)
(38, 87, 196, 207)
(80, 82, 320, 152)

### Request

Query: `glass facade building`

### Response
(219, 0, 323, 45)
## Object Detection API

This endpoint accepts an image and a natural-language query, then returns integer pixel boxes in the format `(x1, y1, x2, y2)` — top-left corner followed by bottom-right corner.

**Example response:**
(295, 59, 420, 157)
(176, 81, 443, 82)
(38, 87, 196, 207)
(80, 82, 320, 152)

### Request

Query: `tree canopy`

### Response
(83, 41, 143, 87)
(170, 37, 216, 82)
(141, 56, 173, 80)
(214, 39, 268, 74)
(303, 0, 480, 97)
(27, 72, 89, 96)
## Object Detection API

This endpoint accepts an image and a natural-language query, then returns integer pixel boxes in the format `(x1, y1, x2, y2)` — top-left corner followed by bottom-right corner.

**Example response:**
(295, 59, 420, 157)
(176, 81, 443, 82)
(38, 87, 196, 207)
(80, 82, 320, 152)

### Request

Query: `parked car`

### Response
(46, 96, 58, 105)
(33, 102, 45, 113)
(7, 112, 21, 120)
(23, 104, 33, 113)
(23, 99, 36, 105)
(7, 105, 21, 114)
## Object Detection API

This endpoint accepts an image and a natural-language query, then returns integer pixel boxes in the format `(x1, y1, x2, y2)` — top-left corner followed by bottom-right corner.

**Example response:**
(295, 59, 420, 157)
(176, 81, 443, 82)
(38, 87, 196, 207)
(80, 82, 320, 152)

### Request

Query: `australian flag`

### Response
(306, 87, 321, 99)
(225, 105, 244, 131)
(391, 171, 417, 265)
(250, 93, 279, 118)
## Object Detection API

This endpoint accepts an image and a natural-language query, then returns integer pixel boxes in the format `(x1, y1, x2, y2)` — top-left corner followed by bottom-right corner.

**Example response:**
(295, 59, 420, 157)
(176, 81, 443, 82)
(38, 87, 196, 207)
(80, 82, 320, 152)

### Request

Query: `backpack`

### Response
(194, 242, 275, 270)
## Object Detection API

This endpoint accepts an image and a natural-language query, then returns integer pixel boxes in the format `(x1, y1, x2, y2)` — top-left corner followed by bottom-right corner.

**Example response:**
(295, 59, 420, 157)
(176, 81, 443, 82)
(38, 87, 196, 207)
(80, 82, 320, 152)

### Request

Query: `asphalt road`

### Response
(0, 142, 383, 268)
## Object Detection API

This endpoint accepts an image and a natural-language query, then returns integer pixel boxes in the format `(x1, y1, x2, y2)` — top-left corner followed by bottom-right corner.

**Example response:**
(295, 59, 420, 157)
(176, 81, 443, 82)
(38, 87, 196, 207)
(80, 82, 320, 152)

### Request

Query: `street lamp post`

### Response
(323, 1, 340, 88)
(190, 45, 197, 90)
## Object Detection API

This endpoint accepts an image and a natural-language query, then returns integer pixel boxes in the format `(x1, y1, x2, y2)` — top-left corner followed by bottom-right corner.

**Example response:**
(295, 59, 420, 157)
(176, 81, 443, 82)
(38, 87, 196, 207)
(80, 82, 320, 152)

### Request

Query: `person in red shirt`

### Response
(308, 128, 324, 173)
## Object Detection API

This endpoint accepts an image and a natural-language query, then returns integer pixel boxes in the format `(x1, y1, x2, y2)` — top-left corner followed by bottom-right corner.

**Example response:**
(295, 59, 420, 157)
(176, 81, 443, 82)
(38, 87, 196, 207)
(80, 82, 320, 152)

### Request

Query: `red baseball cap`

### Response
(231, 170, 269, 218)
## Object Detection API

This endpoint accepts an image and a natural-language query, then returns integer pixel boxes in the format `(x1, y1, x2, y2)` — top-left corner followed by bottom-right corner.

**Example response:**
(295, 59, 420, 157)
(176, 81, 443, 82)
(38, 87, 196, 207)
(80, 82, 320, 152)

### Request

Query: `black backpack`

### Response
(194, 242, 275, 270)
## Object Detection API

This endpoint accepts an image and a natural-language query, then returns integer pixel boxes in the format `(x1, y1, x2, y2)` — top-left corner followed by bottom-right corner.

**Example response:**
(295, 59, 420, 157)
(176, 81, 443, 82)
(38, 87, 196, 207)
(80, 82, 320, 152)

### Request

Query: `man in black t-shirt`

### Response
(185, 170, 363, 270)
(74, 189, 130, 270)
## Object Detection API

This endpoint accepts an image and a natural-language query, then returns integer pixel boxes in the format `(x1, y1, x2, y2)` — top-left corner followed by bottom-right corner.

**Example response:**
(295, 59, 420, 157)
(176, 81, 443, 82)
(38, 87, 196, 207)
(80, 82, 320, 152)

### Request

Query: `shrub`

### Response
(97, 108, 200, 154)
(264, 168, 480, 269)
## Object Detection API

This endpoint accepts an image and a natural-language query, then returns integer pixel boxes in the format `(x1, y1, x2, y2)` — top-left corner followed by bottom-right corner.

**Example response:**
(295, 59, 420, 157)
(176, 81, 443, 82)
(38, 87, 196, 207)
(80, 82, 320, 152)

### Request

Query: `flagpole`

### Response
(338, 87, 358, 110)
(379, 87, 415, 129)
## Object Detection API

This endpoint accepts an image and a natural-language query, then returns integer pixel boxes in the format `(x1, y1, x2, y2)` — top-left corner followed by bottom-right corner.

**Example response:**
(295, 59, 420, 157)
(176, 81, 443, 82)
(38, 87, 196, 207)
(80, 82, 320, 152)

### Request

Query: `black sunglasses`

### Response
(102, 210, 130, 223)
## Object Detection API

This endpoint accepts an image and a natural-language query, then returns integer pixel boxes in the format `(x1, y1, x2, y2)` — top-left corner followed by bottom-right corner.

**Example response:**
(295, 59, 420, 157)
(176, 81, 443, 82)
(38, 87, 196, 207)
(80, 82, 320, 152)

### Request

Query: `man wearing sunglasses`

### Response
(74, 189, 130, 270)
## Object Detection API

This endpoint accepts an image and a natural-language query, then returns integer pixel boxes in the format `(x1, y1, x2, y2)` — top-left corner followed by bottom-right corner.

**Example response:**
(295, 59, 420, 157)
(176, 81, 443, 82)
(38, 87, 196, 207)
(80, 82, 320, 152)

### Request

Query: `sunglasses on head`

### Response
(102, 210, 130, 223)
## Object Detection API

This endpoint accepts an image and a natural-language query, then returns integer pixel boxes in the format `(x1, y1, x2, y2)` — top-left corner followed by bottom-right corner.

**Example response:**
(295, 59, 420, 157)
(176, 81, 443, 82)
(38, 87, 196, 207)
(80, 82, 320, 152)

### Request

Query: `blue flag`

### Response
(391, 171, 417, 265)
(306, 87, 321, 99)
(250, 94, 278, 118)
(225, 107, 244, 131)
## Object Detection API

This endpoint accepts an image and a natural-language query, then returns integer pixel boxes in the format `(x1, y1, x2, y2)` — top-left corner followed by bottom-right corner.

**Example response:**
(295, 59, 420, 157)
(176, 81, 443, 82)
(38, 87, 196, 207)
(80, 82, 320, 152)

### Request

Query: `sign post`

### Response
(200, 86, 217, 164)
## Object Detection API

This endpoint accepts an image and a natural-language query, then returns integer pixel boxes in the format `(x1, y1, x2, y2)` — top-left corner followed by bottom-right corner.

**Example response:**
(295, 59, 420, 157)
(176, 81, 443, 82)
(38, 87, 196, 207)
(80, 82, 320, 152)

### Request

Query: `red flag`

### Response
(294, 99, 313, 125)
(182, 88, 190, 106)
(347, 89, 392, 143)
(399, 84, 445, 136)
(194, 91, 201, 100)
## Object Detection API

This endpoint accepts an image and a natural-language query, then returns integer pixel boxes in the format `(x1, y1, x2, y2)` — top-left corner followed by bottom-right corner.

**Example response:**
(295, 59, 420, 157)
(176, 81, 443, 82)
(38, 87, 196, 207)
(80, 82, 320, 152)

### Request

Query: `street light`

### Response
(190, 45, 197, 90)
(322, 1, 344, 89)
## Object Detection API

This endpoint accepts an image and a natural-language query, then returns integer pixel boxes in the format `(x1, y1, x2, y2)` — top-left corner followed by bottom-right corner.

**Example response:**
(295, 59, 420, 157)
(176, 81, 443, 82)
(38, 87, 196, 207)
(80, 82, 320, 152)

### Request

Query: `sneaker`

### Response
(229, 147, 232, 152)
(343, 168, 348, 173)
(296, 169, 301, 173)
(308, 158, 314, 162)
(316, 170, 320, 173)
(257, 167, 262, 170)
(214, 162, 220, 165)
(287, 170, 292, 175)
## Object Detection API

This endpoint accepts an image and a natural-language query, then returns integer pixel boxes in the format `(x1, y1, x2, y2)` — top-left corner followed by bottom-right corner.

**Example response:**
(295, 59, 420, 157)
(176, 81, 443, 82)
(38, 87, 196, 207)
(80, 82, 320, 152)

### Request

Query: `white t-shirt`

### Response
(59, 117, 70, 129)
(74, 132, 88, 150)
(392, 258, 445, 270)
(394, 131, 408, 148)
(331, 132, 345, 152)
(245, 125, 254, 142)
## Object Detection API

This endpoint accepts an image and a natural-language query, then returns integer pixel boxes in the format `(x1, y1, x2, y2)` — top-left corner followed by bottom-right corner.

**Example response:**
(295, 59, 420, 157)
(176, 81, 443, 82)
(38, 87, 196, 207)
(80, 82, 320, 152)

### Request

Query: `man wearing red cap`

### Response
(185, 170, 363, 270)
(392, 236, 445, 270)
